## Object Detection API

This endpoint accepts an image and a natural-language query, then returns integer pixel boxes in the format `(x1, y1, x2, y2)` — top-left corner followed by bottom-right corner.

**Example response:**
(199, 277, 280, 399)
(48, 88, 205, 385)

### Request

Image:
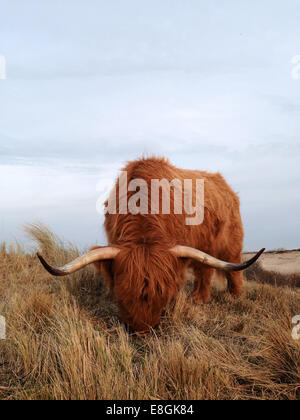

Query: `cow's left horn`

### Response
(37, 247, 120, 276)
(170, 246, 265, 271)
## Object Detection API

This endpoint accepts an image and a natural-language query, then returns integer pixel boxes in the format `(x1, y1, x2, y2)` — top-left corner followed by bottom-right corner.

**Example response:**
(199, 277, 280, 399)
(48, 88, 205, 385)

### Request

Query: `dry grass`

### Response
(0, 224, 299, 400)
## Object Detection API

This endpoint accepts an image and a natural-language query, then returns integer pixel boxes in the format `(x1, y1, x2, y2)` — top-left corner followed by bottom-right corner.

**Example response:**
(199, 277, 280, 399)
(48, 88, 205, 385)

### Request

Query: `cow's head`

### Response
(37, 246, 264, 333)
(91, 245, 185, 332)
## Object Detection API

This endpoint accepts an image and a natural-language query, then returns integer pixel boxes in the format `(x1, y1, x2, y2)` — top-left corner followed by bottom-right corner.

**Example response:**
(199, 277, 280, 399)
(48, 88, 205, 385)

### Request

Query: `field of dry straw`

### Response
(0, 225, 299, 400)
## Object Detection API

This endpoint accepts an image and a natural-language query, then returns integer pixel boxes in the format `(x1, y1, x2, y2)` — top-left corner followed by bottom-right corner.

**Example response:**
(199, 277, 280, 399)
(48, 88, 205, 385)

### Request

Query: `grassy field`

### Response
(0, 225, 299, 400)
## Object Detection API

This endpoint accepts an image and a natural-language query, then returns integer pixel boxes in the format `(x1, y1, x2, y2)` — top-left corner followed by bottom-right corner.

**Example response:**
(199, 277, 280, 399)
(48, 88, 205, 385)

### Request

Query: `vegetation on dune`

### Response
(0, 225, 299, 400)
(244, 261, 300, 289)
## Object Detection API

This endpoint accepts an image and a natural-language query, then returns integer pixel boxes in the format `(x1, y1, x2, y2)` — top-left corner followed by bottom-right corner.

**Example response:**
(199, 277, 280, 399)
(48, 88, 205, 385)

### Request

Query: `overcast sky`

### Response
(0, 0, 300, 251)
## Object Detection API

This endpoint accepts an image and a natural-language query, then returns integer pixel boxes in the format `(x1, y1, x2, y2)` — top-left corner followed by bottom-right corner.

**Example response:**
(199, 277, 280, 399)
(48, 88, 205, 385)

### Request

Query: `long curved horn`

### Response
(37, 247, 120, 276)
(170, 245, 265, 272)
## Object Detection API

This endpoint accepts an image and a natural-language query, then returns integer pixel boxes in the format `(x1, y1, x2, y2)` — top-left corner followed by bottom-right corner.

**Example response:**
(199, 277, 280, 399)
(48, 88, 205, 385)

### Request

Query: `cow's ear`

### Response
(89, 246, 114, 286)
(89, 246, 104, 274)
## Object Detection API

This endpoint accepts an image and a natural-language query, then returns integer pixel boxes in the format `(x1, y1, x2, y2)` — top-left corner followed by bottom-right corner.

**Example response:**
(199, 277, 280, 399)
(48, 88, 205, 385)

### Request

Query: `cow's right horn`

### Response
(170, 246, 265, 272)
(37, 247, 120, 276)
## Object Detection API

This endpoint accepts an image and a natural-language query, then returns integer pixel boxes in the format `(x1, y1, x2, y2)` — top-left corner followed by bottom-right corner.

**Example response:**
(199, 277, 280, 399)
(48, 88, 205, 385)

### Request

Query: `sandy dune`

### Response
(243, 250, 300, 274)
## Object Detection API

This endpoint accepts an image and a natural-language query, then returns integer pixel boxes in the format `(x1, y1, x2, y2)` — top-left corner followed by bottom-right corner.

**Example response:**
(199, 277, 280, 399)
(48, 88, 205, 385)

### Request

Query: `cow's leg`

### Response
(219, 252, 244, 297)
(226, 271, 244, 297)
(191, 263, 214, 304)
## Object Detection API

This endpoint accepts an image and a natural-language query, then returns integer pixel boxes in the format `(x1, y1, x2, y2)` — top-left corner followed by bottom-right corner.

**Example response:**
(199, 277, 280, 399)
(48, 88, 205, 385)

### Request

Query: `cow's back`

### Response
(104, 157, 243, 257)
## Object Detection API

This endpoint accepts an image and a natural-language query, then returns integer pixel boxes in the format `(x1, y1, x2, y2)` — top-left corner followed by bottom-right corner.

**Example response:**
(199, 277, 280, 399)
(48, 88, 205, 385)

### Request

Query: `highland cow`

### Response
(38, 157, 264, 333)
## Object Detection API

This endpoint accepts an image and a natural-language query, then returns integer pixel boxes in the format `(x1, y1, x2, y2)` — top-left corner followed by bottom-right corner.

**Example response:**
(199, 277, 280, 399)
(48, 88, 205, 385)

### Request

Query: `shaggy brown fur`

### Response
(93, 157, 244, 333)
